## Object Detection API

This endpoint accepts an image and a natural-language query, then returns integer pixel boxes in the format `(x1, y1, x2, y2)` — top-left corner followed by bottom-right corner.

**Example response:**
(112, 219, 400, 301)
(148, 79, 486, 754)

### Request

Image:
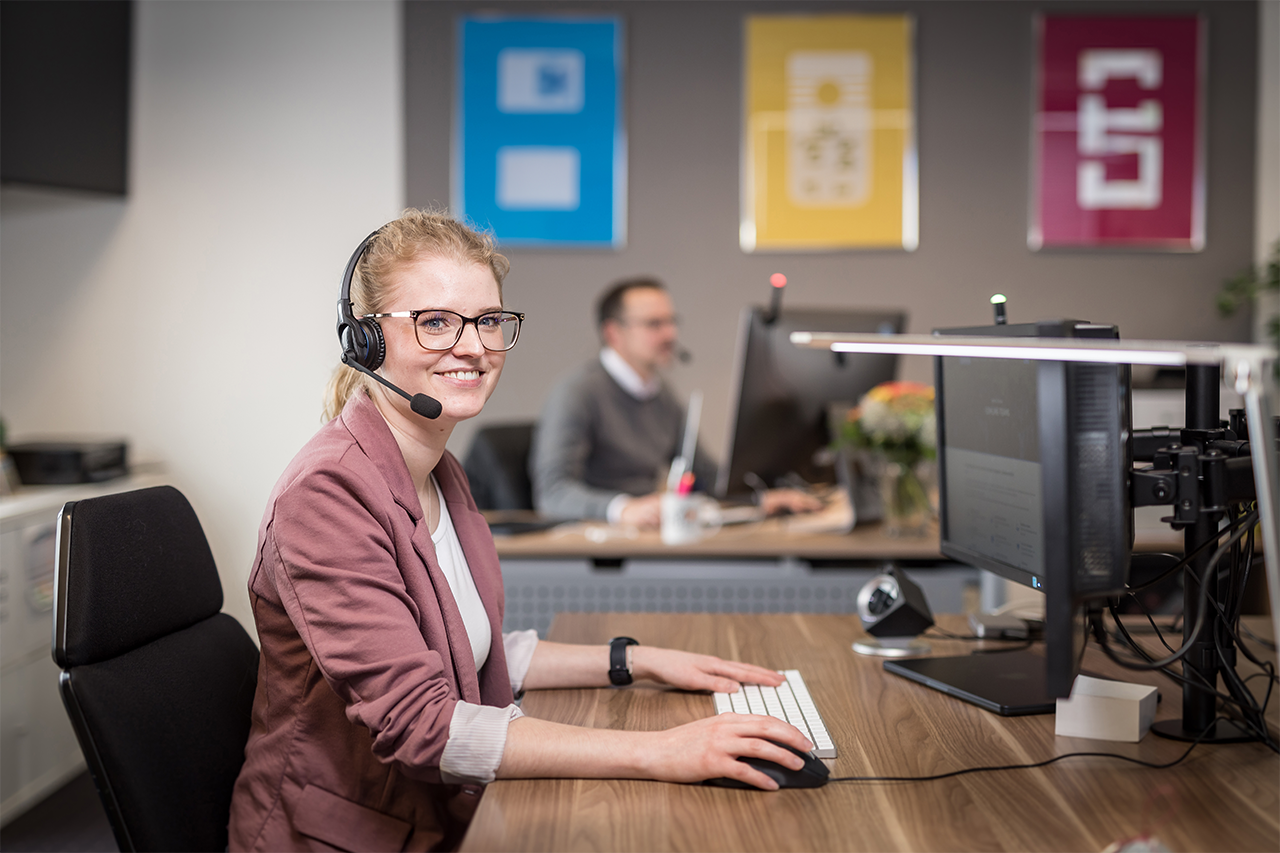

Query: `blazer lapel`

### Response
(341, 395, 481, 704)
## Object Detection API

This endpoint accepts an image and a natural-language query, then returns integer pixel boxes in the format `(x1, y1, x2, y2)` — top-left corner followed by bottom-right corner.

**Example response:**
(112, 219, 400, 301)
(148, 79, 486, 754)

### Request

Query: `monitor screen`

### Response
(932, 320, 1133, 699)
(938, 355, 1045, 587)
(716, 306, 905, 498)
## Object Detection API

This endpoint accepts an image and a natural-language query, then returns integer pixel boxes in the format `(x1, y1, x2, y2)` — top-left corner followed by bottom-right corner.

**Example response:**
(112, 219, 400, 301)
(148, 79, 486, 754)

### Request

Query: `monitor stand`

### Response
(883, 649, 1057, 716)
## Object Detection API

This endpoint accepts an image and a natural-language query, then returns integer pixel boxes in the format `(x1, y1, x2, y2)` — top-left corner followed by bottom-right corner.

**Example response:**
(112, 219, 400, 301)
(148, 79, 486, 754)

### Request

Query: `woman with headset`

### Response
(227, 210, 811, 852)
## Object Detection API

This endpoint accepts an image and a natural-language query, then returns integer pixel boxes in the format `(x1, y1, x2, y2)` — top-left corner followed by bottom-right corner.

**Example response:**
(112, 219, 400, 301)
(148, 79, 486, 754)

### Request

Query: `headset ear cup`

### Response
(358, 318, 386, 371)
(337, 228, 386, 370)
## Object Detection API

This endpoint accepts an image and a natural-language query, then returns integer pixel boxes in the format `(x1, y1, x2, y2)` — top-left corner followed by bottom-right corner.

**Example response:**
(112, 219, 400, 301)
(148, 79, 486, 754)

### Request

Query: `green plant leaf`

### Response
(1218, 272, 1256, 316)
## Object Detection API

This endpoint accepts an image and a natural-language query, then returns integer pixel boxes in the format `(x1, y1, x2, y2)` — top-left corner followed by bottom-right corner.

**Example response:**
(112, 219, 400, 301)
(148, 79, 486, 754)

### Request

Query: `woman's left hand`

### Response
(630, 646, 784, 693)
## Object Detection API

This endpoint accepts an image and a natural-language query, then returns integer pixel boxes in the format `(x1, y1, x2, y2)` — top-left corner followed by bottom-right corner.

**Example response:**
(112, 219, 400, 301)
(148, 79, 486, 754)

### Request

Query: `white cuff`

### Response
(440, 702, 524, 785)
(605, 493, 630, 525)
(503, 629, 539, 693)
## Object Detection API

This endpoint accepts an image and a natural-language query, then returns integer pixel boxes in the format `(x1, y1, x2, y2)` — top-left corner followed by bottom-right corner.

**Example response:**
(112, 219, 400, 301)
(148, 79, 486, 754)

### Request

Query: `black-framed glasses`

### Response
(363, 309, 524, 352)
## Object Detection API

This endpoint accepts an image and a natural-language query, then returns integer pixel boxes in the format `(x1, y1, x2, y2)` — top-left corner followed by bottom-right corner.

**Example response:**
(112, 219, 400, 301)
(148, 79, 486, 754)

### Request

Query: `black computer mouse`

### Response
(704, 742, 830, 789)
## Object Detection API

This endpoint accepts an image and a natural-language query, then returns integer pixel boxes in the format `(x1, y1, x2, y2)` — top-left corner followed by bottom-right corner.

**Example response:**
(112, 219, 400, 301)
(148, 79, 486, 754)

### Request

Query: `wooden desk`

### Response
(490, 515, 1189, 636)
(490, 519, 986, 638)
(491, 516, 945, 562)
(462, 613, 1279, 853)
(489, 516, 1184, 562)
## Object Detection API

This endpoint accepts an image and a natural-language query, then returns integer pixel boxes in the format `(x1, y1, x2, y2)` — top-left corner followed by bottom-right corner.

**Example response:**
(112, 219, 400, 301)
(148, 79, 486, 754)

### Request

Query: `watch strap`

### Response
(609, 636, 639, 686)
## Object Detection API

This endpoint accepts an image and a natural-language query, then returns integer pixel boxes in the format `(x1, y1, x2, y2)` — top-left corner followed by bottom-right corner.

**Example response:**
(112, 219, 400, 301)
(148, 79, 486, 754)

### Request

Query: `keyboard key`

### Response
(783, 670, 836, 758)
(713, 669, 837, 758)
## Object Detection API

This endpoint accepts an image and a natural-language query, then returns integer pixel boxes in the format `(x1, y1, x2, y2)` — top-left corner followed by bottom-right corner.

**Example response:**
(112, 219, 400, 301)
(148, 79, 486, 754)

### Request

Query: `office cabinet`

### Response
(0, 472, 164, 824)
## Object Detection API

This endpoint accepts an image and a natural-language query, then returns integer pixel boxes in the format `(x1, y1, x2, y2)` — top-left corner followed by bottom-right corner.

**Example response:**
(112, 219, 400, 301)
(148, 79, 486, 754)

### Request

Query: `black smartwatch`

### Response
(609, 637, 639, 686)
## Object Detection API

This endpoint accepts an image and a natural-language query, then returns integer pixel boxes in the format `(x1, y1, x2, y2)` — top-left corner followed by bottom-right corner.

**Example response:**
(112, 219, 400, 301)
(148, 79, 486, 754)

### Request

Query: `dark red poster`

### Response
(1032, 16, 1204, 250)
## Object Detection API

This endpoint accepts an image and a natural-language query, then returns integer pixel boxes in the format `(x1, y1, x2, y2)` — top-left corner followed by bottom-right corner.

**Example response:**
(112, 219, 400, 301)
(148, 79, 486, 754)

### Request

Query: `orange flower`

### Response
(866, 380, 935, 406)
(839, 380, 937, 461)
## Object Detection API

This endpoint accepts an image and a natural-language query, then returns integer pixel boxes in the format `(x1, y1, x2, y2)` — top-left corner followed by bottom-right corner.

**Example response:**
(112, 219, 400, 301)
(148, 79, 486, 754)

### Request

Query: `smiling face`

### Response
(374, 254, 507, 431)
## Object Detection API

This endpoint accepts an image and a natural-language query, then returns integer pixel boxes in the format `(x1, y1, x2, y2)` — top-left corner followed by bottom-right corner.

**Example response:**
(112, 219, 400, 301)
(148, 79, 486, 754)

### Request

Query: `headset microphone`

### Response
(342, 353, 443, 419)
(337, 228, 443, 420)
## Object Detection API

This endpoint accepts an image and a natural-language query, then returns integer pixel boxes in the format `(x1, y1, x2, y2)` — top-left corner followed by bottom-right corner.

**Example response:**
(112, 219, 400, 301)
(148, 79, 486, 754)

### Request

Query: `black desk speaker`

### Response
(853, 569, 934, 657)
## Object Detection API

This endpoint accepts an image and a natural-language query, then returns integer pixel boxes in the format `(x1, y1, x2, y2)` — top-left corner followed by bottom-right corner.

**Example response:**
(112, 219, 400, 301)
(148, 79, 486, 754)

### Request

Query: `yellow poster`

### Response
(742, 14, 917, 251)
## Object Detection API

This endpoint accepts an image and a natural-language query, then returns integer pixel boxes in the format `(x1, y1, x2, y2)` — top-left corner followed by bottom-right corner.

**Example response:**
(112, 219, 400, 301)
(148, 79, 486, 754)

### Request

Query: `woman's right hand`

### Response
(636, 713, 814, 791)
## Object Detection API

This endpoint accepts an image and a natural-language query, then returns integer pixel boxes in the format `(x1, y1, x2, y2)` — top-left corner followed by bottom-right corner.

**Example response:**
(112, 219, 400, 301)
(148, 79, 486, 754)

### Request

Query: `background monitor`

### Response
(716, 306, 905, 499)
(933, 320, 1133, 699)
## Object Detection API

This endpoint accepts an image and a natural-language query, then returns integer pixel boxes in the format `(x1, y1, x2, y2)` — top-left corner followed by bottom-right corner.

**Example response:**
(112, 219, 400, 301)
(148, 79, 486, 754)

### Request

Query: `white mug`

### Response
(660, 493, 722, 545)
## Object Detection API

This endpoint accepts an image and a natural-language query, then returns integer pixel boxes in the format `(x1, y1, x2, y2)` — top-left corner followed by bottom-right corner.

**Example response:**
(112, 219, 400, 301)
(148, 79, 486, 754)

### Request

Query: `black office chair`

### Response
(463, 422, 537, 511)
(52, 485, 260, 852)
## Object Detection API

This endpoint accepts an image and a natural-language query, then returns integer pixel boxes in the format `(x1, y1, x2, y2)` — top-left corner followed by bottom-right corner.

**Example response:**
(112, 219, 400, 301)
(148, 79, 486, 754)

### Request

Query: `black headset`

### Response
(336, 229, 386, 372)
(335, 227, 443, 419)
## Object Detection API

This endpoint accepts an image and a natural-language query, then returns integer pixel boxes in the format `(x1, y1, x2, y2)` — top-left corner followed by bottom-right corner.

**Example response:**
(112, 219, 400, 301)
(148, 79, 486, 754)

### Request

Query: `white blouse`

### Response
(429, 475, 540, 784)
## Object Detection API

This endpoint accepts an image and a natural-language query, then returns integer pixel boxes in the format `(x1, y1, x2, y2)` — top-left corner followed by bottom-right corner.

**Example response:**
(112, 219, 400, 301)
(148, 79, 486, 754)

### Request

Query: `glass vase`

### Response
(879, 459, 931, 537)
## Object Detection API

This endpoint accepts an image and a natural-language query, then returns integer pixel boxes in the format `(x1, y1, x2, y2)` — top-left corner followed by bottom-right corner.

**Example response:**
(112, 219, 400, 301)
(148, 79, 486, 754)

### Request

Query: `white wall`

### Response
(0, 0, 404, 632)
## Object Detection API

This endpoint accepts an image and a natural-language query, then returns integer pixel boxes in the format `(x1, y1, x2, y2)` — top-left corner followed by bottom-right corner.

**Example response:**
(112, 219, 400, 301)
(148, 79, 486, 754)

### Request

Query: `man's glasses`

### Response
(617, 315, 678, 332)
(363, 309, 524, 352)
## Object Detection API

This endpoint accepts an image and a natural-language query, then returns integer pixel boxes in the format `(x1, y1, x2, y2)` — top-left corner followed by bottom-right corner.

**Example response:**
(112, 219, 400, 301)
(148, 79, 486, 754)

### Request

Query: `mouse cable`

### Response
(825, 716, 1246, 785)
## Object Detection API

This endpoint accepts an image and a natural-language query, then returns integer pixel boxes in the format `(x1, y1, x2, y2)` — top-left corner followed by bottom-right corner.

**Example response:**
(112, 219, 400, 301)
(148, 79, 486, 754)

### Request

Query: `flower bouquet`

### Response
(838, 381, 937, 536)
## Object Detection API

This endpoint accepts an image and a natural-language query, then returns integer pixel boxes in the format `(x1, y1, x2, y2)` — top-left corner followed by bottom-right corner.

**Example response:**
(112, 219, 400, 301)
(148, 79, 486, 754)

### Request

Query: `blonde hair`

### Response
(322, 209, 510, 422)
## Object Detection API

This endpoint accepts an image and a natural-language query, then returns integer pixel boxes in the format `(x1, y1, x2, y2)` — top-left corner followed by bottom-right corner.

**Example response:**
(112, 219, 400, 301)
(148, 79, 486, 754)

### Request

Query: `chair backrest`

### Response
(52, 485, 259, 853)
(463, 422, 536, 511)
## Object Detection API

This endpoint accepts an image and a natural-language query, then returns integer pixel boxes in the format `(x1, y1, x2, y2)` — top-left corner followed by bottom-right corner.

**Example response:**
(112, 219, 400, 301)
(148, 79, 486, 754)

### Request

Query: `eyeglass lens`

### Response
(415, 310, 521, 351)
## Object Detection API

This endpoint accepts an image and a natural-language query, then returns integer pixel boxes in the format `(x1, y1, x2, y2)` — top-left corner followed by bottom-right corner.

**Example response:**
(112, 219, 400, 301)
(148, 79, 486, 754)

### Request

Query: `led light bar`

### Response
(791, 329, 1279, 643)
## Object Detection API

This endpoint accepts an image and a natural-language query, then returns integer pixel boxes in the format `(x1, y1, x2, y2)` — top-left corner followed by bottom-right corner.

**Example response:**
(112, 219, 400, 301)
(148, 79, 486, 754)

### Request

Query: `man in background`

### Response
(531, 277, 818, 528)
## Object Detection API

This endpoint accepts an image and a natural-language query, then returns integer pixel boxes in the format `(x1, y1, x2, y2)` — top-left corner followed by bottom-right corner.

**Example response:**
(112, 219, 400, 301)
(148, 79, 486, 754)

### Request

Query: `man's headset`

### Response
(335, 228, 443, 419)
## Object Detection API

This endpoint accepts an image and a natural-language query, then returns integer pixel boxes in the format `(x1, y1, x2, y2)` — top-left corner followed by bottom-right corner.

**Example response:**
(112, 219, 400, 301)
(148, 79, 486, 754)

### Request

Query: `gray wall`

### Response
(406, 0, 1260, 465)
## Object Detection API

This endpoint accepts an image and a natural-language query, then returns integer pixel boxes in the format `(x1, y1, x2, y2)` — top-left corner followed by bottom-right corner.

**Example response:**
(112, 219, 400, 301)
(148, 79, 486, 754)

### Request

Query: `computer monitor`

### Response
(716, 306, 905, 499)
(929, 320, 1133, 700)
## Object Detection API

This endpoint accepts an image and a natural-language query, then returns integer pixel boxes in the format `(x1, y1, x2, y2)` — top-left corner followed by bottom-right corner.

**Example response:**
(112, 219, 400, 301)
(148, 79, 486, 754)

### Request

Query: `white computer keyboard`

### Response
(713, 669, 837, 758)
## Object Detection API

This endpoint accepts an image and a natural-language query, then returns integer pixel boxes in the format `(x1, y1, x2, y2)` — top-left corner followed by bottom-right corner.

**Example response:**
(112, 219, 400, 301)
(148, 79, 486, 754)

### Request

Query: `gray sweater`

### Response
(530, 359, 717, 520)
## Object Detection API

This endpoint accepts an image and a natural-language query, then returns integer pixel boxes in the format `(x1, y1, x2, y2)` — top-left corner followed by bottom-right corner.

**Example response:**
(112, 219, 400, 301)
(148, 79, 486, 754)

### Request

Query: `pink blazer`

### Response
(229, 394, 514, 852)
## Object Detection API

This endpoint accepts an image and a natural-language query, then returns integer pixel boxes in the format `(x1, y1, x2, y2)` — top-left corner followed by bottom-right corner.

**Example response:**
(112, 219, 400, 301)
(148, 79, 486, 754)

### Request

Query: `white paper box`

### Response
(1055, 675, 1159, 742)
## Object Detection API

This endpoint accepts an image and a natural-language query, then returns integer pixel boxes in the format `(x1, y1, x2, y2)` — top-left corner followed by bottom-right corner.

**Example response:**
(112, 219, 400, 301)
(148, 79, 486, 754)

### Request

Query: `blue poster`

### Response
(455, 17, 625, 248)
